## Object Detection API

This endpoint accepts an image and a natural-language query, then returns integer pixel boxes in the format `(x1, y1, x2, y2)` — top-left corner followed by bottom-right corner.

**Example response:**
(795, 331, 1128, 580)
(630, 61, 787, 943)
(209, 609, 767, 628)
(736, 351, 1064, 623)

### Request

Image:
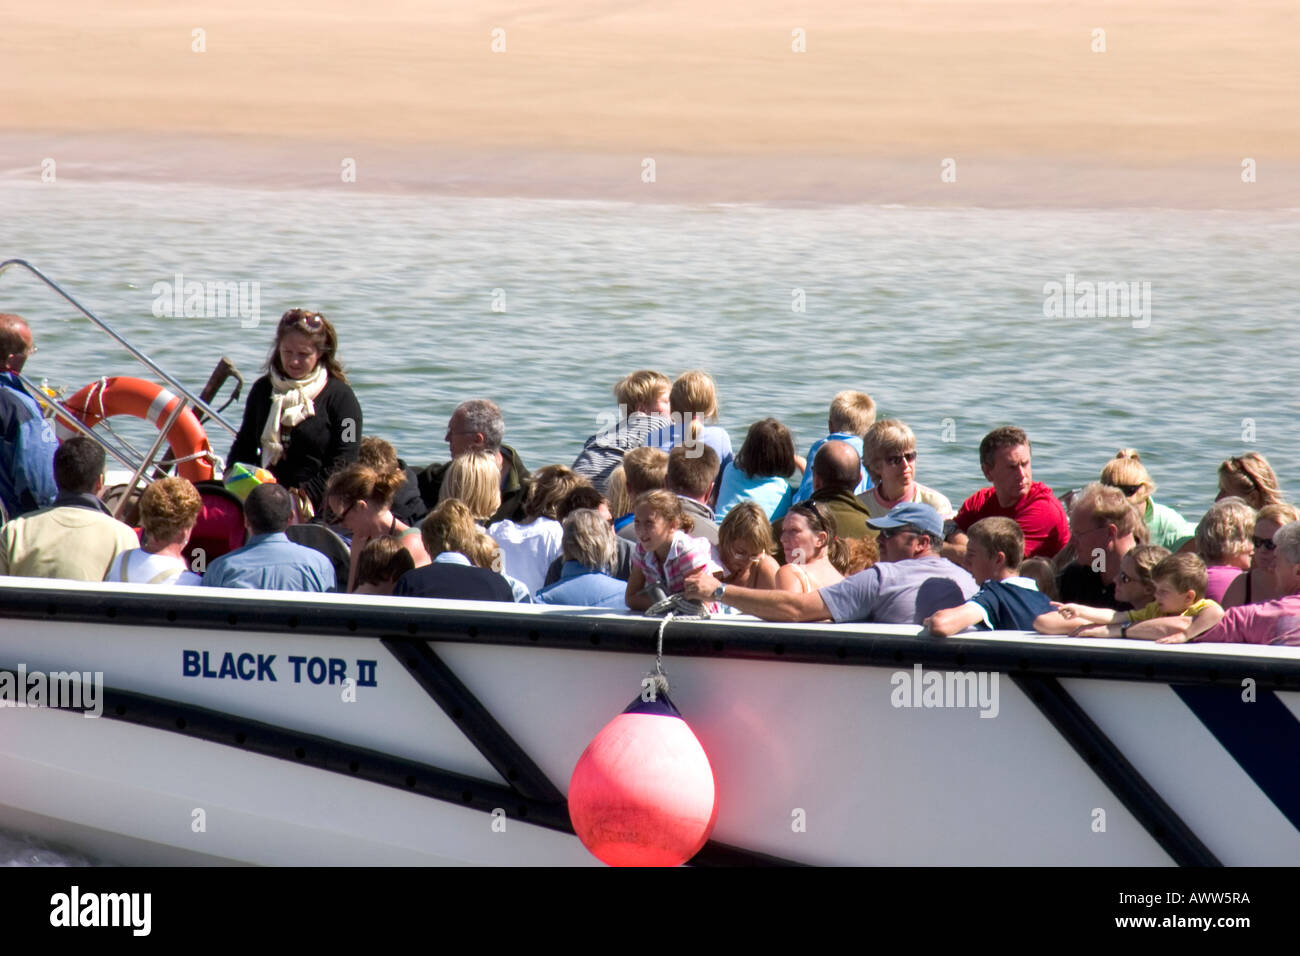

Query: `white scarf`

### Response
(261, 364, 328, 467)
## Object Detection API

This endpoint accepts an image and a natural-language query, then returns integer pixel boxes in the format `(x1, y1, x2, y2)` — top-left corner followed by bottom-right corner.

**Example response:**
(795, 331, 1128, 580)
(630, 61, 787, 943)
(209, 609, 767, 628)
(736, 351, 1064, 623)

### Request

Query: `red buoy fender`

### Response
(568, 693, 718, 867)
(53, 377, 215, 483)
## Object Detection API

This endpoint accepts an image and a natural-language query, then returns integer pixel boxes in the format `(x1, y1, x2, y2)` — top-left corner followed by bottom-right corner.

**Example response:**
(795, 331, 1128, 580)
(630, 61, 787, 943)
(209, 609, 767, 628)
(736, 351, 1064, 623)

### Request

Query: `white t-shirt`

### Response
(487, 518, 562, 596)
(105, 548, 202, 586)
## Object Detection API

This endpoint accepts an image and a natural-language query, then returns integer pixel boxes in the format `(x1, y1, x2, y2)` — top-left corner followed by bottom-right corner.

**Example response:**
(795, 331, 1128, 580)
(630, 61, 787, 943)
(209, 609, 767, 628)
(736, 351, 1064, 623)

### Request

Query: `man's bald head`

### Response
(0, 313, 33, 372)
(812, 440, 861, 492)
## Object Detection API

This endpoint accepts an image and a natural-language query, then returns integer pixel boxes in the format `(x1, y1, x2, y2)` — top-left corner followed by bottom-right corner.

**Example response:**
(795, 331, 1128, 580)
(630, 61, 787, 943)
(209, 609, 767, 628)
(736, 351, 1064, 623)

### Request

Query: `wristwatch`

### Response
(1120, 621, 1130, 638)
(711, 583, 726, 600)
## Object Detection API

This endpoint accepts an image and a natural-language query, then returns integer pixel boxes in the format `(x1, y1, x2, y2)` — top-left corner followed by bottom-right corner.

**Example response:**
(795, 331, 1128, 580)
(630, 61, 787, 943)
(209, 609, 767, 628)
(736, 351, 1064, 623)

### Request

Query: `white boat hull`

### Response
(2, 579, 1298, 865)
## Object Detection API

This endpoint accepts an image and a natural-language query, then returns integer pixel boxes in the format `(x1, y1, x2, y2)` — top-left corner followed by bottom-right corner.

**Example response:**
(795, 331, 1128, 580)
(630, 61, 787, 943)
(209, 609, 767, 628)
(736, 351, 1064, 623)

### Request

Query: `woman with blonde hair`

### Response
(1099, 449, 1195, 551)
(327, 463, 431, 591)
(649, 370, 734, 472)
(859, 420, 954, 519)
(1194, 497, 1257, 604)
(1221, 501, 1300, 608)
(1217, 452, 1284, 511)
(439, 449, 502, 522)
(606, 465, 632, 533)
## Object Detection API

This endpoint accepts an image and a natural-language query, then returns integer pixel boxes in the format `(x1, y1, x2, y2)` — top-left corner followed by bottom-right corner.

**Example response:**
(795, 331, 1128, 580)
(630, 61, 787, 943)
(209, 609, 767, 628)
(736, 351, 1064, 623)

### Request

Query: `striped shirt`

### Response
(633, 530, 723, 597)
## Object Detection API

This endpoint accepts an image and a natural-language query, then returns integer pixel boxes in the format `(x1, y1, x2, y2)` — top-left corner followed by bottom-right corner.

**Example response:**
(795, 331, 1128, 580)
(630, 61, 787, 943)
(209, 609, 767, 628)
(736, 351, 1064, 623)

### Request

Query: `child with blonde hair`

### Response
(571, 370, 672, 494)
(648, 370, 734, 472)
(794, 390, 876, 503)
(717, 501, 780, 590)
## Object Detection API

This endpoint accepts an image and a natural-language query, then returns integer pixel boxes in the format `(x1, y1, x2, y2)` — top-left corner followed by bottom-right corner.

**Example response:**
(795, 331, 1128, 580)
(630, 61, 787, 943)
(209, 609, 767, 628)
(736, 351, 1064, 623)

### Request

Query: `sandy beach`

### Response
(2, 0, 1298, 205)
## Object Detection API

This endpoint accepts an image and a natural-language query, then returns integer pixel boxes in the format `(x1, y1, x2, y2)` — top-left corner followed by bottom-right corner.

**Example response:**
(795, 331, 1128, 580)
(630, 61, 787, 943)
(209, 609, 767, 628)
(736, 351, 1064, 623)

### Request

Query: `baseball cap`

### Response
(866, 502, 944, 538)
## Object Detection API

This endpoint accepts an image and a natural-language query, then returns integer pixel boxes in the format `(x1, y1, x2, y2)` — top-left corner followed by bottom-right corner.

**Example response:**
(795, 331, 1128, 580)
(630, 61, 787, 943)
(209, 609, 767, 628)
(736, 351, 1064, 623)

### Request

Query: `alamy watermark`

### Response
(1043, 273, 1151, 328)
(0, 664, 103, 717)
(890, 663, 999, 718)
(152, 272, 261, 328)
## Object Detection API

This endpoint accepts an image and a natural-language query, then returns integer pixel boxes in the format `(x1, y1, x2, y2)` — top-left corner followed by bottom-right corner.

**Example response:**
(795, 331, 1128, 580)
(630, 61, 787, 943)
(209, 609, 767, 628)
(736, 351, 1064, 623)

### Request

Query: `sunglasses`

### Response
(280, 310, 325, 333)
(335, 499, 360, 522)
(1252, 536, 1276, 551)
(877, 525, 917, 540)
(1104, 481, 1144, 497)
(790, 501, 827, 524)
(882, 451, 918, 467)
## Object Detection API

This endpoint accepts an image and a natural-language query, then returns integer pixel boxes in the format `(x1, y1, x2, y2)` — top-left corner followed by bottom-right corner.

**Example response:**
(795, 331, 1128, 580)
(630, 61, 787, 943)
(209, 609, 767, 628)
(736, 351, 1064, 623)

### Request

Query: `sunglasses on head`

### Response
(280, 310, 325, 333)
(1104, 481, 1143, 497)
(1252, 535, 1276, 551)
(882, 451, 918, 467)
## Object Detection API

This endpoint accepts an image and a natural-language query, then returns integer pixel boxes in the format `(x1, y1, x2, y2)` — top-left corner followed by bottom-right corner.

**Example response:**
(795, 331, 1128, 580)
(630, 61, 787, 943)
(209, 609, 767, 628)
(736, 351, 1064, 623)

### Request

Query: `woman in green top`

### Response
(1099, 449, 1195, 551)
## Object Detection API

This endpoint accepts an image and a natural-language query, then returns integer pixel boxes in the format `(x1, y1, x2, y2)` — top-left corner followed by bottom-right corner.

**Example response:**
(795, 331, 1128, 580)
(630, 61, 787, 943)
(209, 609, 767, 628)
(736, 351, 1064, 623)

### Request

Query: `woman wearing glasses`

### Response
(1221, 502, 1300, 608)
(858, 420, 953, 520)
(227, 309, 362, 516)
(325, 463, 431, 592)
(1098, 449, 1195, 551)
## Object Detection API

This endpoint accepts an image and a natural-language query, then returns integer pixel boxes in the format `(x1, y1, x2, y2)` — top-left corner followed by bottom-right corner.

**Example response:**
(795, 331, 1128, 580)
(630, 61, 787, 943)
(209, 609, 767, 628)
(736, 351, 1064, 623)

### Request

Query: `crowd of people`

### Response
(2, 308, 1298, 649)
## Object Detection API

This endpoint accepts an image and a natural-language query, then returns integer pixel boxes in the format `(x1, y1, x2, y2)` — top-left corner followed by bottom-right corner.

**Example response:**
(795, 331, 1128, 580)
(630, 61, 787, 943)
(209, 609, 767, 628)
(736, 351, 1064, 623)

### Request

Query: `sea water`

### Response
(1, 181, 1298, 862)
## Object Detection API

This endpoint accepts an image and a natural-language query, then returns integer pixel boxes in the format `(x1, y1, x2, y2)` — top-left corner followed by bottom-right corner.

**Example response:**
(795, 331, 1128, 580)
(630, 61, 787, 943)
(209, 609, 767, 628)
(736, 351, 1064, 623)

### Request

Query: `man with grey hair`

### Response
(1156, 519, 1300, 647)
(535, 509, 628, 609)
(416, 399, 530, 522)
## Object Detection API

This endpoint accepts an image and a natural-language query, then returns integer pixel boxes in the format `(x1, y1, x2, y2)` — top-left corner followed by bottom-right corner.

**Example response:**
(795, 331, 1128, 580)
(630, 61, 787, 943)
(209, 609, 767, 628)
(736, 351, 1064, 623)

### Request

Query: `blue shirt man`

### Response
(201, 483, 335, 591)
(0, 314, 57, 519)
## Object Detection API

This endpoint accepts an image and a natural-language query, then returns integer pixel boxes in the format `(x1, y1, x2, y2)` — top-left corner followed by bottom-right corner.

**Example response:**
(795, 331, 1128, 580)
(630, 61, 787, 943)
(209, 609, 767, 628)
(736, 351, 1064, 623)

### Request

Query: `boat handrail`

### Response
(0, 258, 238, 436)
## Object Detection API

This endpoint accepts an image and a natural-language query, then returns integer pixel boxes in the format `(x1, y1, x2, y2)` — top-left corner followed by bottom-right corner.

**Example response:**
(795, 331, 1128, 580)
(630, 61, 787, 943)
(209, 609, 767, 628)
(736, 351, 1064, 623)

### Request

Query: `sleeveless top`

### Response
(787, 562, 814, 594)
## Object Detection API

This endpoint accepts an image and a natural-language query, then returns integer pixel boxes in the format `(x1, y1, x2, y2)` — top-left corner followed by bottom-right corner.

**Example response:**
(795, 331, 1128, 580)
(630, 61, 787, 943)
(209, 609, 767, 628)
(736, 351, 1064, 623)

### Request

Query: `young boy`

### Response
(571, 370, 672, 495)
(1041, 553, 1223, 640)
(793, 390, 876, 504)
(924, 517, 1052, 635)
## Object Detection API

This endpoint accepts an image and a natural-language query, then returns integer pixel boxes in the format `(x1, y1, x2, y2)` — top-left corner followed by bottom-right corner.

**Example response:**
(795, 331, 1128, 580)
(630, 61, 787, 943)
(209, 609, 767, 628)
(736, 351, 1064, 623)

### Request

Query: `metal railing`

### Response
(1, 259, 239, 503)
(0, 258, 238, 435)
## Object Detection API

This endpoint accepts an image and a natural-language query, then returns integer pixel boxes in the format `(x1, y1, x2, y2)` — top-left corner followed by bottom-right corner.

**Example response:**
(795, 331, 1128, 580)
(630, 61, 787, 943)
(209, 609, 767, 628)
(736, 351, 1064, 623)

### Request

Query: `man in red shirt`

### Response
(954, 426, 1069, 559)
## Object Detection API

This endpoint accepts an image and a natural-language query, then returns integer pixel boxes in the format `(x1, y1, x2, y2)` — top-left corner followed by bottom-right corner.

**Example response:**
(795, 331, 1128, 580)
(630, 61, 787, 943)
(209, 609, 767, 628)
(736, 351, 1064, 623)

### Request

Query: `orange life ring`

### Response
(54, 377, 215, 483)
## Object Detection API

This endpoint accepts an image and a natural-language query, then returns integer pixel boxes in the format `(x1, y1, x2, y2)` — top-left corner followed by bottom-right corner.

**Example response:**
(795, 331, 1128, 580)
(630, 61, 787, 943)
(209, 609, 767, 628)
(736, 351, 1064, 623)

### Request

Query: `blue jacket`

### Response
(536, 561, 628, 609)
(0, 372, 57, 519)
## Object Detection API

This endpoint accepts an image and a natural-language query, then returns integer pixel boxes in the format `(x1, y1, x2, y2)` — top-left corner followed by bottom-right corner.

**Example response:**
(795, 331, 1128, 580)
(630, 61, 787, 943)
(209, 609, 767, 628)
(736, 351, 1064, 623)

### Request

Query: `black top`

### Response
(391, 462, 429, 527)
(392, 563, 515, 603)
(1058, 562, 1132, 611)
(228, 374, 362, 511)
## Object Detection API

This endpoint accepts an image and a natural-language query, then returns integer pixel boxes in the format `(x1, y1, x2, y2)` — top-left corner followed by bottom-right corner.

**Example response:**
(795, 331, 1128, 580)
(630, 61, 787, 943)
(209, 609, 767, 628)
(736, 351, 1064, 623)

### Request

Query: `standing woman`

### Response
(227, 309, 362, 516)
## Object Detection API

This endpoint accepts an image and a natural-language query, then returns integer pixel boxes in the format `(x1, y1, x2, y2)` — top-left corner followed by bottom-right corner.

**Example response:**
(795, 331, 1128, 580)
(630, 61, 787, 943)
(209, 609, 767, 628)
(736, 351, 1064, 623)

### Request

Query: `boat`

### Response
(2, 577, 1298, 866)
(2, 259, 1298, 866)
